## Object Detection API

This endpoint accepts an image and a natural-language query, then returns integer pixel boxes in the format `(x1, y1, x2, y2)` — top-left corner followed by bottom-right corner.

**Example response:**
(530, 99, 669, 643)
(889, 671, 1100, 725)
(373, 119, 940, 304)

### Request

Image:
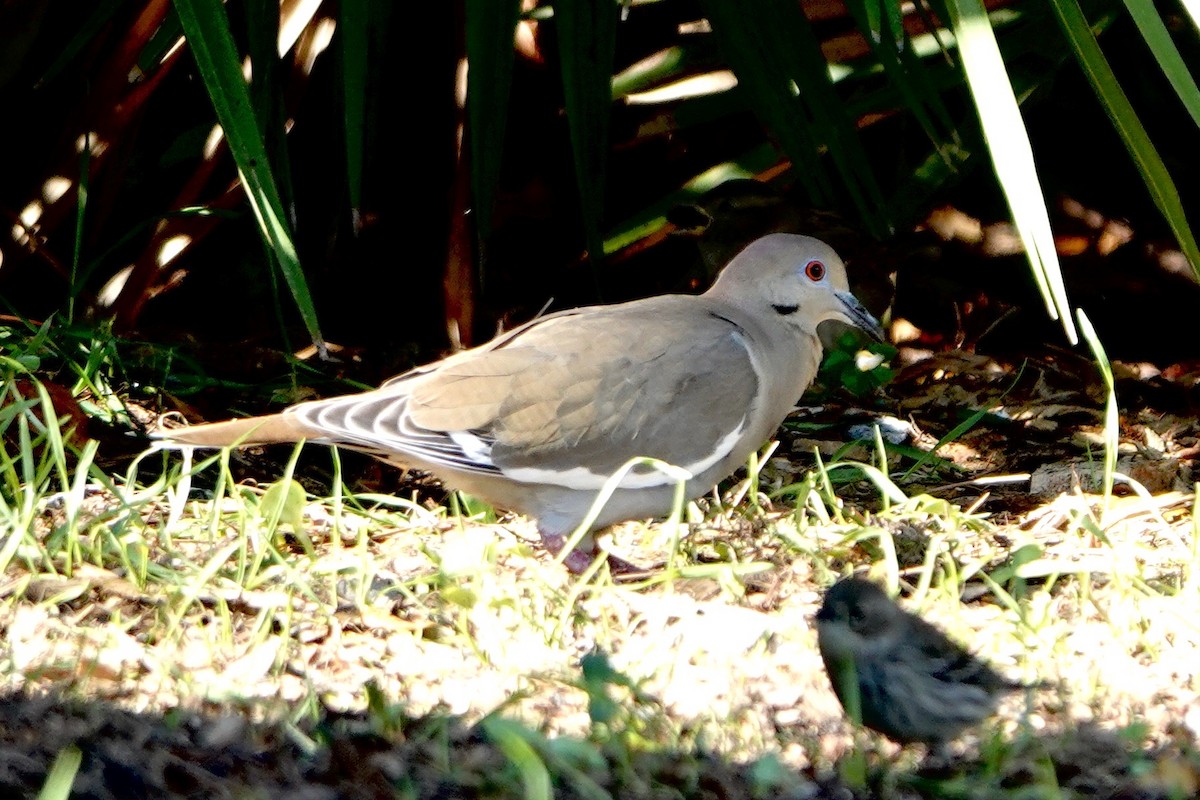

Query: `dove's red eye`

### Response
(804, 260, 826, 281)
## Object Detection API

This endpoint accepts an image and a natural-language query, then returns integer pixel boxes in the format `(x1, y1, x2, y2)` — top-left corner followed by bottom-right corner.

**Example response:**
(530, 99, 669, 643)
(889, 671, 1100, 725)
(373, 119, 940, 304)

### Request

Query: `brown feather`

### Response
(162, 414, 317, 447)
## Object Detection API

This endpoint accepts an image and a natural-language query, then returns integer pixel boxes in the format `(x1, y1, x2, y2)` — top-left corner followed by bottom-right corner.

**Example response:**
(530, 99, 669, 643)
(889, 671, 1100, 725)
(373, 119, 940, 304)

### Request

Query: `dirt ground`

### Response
(2, 348, 1199, 799)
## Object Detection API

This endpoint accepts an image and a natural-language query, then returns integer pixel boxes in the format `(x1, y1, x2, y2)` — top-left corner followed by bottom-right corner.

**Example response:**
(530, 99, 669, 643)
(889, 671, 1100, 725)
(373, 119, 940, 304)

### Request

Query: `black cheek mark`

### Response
(772, 304, 799, 316)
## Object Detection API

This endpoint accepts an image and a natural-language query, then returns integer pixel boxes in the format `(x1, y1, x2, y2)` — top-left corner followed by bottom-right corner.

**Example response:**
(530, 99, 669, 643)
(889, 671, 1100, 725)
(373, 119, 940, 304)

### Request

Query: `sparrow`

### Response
(817, 577, 1027, 747)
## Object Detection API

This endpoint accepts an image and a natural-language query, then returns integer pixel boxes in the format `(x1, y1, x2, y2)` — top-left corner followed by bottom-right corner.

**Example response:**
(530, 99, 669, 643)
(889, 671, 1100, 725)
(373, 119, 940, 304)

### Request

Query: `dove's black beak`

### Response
(835, 290, 886, 342)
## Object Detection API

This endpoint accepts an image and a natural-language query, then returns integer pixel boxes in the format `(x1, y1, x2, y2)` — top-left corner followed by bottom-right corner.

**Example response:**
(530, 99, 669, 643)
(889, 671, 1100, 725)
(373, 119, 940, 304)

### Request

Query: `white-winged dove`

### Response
(158, 234, 883, 571)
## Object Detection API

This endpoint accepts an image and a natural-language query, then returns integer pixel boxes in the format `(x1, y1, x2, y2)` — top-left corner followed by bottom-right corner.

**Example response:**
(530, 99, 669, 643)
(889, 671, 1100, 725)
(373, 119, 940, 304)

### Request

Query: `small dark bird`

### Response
(816, 577, 1025, 747)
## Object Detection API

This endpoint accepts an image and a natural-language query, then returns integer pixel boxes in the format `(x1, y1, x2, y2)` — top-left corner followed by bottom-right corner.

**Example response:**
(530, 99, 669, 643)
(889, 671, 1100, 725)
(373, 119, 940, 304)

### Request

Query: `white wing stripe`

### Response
(449, 430, 495, 466)
(502, 419, 746, 490)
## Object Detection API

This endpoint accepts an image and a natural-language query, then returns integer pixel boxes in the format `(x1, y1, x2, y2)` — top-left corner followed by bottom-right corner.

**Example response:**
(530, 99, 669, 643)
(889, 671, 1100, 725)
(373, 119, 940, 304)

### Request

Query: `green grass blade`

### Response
(172, 0, 324, 351)
(944, 0, 1077, 344)
(612, 43, 716, 99)
(35, 745, 81, 800)
(465, 0, 522, 246)
(139, 8, 186, 78)
(165, 541, 242, 636)
(340, 0, 369, 226)
(553, 0, 619, 267)
(1076, 309, 1117, 515)
(843, 0, 959, 166)
(481, 717, 552, 800)
(1121, 1, 1200, 131)
(245, 0, 278, 138)
(701, 0, 890, 235)
(700, 0, 833, 205)
(880, 0, 906, 43)
(245, 0, 295, 224)
(69, 131, 90, 324)
(781, 0, 892, 234)
(602, 142, 781, 254)
(893, 37, 962, 150)
(1049, 0, 1200, 282)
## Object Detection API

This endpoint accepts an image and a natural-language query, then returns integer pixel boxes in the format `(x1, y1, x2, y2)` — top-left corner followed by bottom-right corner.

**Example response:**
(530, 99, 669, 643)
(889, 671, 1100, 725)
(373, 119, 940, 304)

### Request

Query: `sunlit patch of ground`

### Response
(3, 469, 1199, 797)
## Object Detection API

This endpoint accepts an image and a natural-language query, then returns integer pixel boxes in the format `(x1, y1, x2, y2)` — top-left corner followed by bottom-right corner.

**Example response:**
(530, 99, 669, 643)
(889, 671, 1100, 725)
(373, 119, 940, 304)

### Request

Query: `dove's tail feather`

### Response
(155, 414, 315, 448)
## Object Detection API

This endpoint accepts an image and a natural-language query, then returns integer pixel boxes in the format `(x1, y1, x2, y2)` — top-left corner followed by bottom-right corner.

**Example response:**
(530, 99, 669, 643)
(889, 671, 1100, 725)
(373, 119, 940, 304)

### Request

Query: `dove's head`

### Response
(707, 233, 884, 341)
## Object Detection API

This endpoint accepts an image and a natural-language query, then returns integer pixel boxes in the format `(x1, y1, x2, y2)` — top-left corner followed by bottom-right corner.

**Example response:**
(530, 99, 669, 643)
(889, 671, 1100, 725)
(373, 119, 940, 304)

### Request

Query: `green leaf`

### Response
(452, 490, 496, 521)
(340, 0, 369, 225)
(844, 0, 961, 167)
(245, 0, 296, 224)
(466, 0, 522, 245)
(172, 0, 324, 351)
(1051, 0, 1200, 282)
(700, 1, 834, 205)
(481, 718, 552, 800)
(442, 586, 479, 609)
(580, 650, 628, 725)
(603, 143, 781, 254)
(1121, 1, 1200, 132)
(580, 649, 626, 686)
(260, 477, 307, 532)
(612, 43, 718, 99)
(701, 0, 890, 236)
(553, 0, 619, 266)
(943, 0, 1077, 344)
(139, 8, 186, 78)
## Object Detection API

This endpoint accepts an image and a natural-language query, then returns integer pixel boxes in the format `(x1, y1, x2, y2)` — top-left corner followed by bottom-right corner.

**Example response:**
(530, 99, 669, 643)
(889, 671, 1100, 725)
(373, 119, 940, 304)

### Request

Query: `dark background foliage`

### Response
(2, 0, 1199, 397)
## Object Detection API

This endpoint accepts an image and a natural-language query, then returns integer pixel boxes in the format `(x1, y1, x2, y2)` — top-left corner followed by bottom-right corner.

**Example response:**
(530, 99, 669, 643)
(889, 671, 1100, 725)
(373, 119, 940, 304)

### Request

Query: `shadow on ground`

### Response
(1, 691, 1193, 799)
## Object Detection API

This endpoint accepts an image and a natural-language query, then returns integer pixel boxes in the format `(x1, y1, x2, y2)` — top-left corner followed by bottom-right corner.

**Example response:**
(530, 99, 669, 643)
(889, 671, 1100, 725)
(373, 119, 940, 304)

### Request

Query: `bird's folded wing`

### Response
(288, 298, 764, 489)
(909, 620, 1007, 690)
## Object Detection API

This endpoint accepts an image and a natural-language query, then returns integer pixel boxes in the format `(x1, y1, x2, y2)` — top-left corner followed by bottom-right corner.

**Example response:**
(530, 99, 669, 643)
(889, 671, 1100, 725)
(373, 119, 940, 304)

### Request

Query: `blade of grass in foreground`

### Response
(172, 0, 325, 352)
(35, 745, 81, 800)
(943, 0, 1077, 344)
(1076, 309, 1117, 516)
(481, 717, 552, 800)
